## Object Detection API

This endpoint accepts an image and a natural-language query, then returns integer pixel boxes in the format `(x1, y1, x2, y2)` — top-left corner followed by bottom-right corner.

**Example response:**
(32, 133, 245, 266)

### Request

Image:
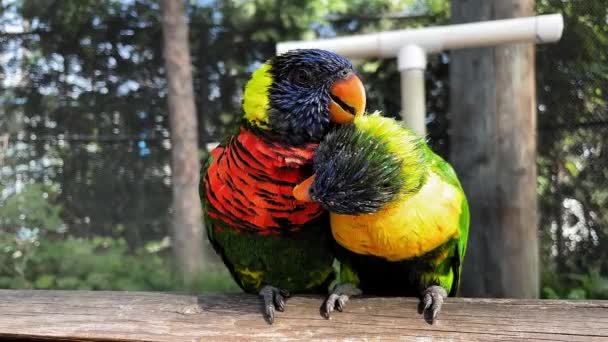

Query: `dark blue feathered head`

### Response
(242, 49, 366, 145)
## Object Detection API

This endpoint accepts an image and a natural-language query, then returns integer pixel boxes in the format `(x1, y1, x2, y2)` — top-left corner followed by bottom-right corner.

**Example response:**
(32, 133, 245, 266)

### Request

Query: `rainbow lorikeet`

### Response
(293, 112, 469, 323)
(200, 49, 366, 323)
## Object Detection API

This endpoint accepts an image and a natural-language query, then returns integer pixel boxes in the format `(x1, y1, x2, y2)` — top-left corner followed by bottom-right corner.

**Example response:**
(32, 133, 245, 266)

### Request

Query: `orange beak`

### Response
(293, 174, 316, 202)
(329, 73, 366, 124)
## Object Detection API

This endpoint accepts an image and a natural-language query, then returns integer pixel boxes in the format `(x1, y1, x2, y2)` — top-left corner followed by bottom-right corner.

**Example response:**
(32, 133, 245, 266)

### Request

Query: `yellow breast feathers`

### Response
(330, 172, 462, 262)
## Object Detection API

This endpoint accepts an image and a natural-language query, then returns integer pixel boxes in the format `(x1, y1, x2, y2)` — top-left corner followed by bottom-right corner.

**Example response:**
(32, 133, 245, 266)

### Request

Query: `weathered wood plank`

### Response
(1, 290, 607, 341)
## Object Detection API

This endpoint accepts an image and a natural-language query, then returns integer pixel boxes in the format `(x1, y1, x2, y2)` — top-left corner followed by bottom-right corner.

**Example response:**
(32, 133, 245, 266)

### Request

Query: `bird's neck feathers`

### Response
(237, 127, 318, 169)
(309, 112, 429, 215)
(242, 63, 272, 129)
(354, 112, 428, 194)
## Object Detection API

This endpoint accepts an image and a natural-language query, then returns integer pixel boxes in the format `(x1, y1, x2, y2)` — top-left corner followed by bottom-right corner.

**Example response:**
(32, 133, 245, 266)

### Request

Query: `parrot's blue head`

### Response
(243, 49, 366, 145)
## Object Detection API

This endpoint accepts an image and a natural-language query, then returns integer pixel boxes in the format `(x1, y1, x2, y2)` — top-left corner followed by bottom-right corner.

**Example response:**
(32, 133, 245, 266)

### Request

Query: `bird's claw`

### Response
(321, 283, 362, 319)
(421, 285, 447, 324)
(259, 285, 290, 324)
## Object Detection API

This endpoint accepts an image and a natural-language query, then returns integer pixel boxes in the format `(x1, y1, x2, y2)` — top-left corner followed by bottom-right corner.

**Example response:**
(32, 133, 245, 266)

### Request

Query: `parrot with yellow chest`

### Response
(293, 112, 469, 323)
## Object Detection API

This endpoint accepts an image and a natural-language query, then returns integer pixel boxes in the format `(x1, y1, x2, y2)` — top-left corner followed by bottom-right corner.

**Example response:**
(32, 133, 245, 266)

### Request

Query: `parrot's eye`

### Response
(290, 69, 312, 86)
(338, 69, 350, 79)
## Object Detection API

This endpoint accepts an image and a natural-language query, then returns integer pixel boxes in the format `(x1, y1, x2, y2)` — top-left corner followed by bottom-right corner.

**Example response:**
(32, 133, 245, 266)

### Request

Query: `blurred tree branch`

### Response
(0, 134, 7, 165)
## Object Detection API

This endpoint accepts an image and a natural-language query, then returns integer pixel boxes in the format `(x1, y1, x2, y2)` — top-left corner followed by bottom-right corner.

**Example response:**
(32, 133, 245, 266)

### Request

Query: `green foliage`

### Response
(0, 234, 240, 292)
(0, 183, 64, 284)
(0, 183, 63, 232)
(536, 0, 608, 299)
(0, 184, 238, 292)
(543, 268, 608, 300)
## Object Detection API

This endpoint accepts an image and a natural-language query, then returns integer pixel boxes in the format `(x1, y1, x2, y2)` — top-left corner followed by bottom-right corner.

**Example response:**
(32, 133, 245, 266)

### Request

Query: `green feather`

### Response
(354, 112, 428, 194)
(242, 63, 272, 129)
(425, 147, 470, 294)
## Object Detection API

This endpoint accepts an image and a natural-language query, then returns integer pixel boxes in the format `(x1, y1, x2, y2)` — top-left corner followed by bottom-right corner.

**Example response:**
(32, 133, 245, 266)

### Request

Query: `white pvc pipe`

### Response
(276, 14, 563, 56)
(401, 68, 426, 136)
(399, 45, 427, 136)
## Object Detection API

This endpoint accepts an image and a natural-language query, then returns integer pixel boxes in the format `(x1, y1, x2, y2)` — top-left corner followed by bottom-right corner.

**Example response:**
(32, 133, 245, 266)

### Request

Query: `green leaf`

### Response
(566, 288, 587, 300)
(34, 274, 56, 289)
(542, 286, 560, 299)
(564, 160, 579, 177)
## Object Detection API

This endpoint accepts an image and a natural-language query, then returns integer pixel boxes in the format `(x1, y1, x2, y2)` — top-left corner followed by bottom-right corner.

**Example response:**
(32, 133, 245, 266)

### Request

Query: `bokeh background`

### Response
(1, 0, 607, 298)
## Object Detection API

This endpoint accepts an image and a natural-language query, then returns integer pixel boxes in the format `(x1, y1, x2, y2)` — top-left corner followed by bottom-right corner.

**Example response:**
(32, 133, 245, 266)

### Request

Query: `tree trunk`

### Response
(0, 134, 8, 166)
(450, 0, 539, 298)
(160, 0, 205, 284)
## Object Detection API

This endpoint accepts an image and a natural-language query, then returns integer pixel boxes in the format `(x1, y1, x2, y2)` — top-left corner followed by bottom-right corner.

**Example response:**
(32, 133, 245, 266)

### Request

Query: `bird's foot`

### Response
(320, 283, 362, 319)
(420, 285, 448, 324)
(259, 285, 290, 324)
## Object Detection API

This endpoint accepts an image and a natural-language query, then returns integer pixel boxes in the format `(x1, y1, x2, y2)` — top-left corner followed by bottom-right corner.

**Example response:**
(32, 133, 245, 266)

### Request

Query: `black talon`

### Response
(322, 293, 338, 319)
(265, 304, 275, 324)
(335, 301, 344, 312)
(336, 295, 348, 312)
(320, 307, 330, 319)
(274, 292, 286, 312)
(423, 294, 432, 311)
(320, 283, 362, 319)
(259, 285, 289, 324)
(420, 285, 447, 324)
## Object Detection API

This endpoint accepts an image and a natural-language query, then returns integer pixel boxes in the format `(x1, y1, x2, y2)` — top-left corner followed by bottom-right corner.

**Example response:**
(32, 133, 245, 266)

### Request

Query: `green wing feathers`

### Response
(425, 146, 469, 295)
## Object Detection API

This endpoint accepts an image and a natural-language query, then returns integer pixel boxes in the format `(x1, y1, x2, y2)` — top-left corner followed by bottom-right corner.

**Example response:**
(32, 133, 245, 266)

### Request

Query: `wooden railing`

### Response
(0, 290, 607, 341)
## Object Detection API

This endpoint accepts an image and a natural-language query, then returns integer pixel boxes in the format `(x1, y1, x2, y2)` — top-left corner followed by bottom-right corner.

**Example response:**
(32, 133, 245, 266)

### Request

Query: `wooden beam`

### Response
(1, 290, 607, 341)
(450, 0, 539, 298)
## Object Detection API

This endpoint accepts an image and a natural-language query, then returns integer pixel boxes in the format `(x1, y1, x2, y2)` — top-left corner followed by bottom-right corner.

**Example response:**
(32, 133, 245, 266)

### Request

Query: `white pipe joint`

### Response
(398, 45, 427, 71)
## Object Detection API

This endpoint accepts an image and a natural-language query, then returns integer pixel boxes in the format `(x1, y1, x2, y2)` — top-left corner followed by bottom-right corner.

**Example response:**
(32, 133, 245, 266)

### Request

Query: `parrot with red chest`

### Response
(200, 49, 366, 324)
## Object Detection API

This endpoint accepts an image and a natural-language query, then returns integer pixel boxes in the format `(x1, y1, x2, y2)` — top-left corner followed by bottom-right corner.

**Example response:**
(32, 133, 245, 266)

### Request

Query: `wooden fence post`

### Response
(450, 0, 539, 298)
